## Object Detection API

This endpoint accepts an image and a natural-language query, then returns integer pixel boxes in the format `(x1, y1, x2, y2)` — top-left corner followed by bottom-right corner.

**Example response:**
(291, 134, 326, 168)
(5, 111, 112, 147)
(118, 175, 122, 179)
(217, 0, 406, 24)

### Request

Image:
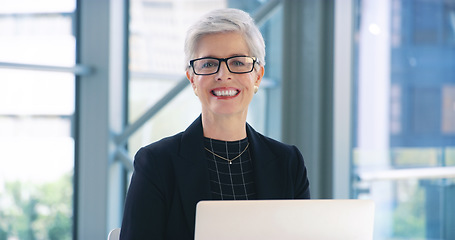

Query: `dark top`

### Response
(120, 116, 310, 240)
(204, 137, 257, 200)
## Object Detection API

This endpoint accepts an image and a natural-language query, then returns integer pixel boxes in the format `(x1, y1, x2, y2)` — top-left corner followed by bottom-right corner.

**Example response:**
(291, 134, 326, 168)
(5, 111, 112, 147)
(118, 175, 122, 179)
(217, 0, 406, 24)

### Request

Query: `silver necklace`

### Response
(205, 142, 250, 164)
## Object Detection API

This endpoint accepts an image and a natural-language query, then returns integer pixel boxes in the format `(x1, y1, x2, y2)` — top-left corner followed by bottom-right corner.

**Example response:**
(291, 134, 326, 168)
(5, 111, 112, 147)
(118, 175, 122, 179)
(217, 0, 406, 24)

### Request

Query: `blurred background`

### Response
(0, 0, 454, 239)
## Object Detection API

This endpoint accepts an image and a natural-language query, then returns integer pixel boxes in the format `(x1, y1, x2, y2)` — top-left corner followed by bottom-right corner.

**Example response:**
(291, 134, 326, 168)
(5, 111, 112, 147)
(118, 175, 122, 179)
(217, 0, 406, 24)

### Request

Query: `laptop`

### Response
(194, 199, 375, 240)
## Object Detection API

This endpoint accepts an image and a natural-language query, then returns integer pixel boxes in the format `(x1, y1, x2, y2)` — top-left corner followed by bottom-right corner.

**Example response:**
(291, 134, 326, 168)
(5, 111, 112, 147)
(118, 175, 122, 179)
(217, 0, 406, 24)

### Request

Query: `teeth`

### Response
(213, 90, 238, 97)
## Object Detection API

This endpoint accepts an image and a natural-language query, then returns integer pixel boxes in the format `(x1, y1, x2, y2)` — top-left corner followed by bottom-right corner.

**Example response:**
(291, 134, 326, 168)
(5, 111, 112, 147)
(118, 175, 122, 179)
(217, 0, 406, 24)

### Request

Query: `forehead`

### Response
(195, 32, 250, 58)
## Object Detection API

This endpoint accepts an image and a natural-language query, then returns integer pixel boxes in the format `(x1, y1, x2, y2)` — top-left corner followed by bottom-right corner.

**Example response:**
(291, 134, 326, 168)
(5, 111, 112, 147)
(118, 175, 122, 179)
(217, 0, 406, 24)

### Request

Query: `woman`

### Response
(120, 8, 310, 240)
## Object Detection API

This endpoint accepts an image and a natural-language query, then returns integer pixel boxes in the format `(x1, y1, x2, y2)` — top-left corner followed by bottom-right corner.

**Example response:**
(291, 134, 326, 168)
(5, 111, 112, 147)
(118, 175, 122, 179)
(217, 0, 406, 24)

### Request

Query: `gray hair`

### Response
(184, 8, 266, 69)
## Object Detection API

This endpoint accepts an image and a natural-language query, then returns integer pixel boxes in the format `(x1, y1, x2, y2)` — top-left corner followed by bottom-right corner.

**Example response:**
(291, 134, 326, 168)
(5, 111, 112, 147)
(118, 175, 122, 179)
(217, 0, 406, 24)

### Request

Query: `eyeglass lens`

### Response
(192, 56, 255, 75)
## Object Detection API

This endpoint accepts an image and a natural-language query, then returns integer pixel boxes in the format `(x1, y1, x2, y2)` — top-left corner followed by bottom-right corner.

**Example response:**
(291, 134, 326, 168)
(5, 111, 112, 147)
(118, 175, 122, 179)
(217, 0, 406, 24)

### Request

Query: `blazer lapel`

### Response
(173, 116, 211, 234)
(246, 124, 286, 199)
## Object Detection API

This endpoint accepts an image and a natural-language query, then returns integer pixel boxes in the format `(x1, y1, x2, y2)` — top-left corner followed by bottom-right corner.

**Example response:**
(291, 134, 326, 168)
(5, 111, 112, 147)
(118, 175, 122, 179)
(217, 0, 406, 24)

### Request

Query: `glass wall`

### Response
(0, 0, 76, 239)
(352, 0, 455, 239)
(127, 0, 282, 157)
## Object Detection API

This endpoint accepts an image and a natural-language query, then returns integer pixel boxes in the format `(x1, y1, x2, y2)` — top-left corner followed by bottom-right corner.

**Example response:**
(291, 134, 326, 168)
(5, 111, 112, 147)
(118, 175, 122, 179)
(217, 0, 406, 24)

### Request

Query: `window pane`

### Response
(0, 6, 75, 66)
(0, 70, 75, 115)
(0, 76, 75, 240)
(0, 0, 75, 14)
(0, 1, 76, 239)
(353, 0, 455, 239)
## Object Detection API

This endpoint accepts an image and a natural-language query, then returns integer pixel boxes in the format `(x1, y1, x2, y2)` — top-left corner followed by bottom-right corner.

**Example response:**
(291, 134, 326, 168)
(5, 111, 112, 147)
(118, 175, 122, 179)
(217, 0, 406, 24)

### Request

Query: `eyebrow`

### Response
(199, 54, 250, 59)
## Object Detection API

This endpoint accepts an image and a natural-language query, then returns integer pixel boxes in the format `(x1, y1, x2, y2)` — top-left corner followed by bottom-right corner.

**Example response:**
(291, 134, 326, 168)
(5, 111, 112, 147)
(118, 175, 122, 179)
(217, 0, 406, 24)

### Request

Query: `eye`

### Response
(201, 62, 213, 68)
(200, 59, 218, 69)
(231, 60, 245, 66)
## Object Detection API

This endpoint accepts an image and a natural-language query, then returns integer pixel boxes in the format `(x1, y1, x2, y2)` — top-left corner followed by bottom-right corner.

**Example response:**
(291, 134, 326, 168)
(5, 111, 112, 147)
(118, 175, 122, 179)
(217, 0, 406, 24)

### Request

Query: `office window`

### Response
(0, 1, 76, 239)
(353, 0, 455, 239)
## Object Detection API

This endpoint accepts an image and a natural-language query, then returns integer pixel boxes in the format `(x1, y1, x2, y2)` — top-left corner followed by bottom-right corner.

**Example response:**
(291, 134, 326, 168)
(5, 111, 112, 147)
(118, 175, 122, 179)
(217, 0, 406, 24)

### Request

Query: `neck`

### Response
(201, 113, 247, 141)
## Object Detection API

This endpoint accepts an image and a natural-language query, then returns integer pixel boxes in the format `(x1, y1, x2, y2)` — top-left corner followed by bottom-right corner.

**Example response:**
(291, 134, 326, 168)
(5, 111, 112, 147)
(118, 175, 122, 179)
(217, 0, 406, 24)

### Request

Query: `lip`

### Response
(210, 87, 240, 99)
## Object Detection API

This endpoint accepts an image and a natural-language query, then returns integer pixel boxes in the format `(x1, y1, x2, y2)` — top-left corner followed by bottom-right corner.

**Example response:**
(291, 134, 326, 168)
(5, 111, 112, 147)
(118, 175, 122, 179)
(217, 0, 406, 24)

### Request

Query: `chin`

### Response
(214, 108, 248, 117)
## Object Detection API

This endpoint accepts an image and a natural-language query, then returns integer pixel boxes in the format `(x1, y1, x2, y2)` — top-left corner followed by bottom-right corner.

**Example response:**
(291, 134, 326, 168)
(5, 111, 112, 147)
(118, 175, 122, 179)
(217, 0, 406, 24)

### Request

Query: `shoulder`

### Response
(133, 132, 184, 169)
(140, 132, 184, 154)
(251, 129, 302, 159)
(134, 116, 203, 168)
(261, 134, 296, 151)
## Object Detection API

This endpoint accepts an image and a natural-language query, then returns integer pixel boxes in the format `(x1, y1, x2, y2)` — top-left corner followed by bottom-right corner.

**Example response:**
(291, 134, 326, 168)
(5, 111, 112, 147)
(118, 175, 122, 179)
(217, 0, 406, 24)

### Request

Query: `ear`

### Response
(186, 70, 196, 89)
(255, 65, 265, 87)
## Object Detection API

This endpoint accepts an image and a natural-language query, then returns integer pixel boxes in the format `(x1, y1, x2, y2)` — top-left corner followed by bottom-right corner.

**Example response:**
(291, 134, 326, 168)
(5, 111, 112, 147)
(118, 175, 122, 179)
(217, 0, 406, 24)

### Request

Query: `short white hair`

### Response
(184, 8, 266, 68)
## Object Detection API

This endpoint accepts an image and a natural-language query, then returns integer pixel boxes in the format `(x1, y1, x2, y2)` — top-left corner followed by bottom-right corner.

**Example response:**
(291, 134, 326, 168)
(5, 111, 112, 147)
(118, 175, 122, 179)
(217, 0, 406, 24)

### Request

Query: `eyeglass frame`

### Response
(188, 56, 258, 75)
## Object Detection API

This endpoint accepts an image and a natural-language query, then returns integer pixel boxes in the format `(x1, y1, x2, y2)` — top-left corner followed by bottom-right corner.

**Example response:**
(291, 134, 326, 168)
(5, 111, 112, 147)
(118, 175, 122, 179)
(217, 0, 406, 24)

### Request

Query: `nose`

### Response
(215, 61, 232, 81)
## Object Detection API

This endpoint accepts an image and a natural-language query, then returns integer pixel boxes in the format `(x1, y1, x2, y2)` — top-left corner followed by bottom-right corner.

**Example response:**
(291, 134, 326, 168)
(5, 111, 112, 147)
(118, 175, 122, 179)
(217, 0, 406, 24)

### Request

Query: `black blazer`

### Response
(120, 116, 310, 240)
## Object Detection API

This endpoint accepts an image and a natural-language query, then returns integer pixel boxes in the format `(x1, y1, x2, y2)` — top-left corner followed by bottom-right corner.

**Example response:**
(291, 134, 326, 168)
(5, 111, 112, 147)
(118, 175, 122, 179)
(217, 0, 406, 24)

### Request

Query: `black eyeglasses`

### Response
(189, 56, 257, 75)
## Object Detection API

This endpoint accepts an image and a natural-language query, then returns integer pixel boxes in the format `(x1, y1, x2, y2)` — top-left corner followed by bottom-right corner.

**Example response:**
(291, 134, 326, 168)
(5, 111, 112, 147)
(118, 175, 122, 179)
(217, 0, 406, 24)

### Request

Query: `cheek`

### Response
(194, 77, 211, 94)
(243, 74, 257, 87)
(192, 76, 203, 88)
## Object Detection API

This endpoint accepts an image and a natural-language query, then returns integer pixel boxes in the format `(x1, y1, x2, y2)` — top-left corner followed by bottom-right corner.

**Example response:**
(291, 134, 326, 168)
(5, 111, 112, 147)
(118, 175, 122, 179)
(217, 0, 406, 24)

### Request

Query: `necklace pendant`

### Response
(229, 161, 232, 165)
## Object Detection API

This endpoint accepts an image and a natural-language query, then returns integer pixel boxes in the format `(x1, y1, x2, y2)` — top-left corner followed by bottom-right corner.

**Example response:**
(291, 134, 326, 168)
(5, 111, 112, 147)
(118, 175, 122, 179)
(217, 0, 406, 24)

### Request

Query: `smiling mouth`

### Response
(212, 89, 239, 97)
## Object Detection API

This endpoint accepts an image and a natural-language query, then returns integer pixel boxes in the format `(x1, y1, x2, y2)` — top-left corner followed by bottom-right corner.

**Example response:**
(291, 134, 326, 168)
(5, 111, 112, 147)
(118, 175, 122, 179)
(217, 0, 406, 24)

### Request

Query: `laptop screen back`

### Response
(194, 199, 375, 240)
